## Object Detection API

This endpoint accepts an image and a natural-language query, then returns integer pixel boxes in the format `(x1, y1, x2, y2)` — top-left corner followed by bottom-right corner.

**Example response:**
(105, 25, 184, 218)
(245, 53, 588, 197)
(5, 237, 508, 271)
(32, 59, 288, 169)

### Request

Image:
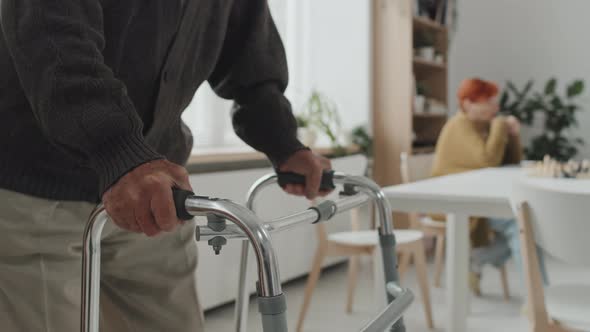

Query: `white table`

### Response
(383, 167, 521, 332)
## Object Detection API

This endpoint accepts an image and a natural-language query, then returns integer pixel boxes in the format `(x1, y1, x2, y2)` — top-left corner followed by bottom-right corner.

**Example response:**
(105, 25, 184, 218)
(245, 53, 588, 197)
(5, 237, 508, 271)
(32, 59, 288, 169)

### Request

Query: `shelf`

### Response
(413, 16, 447, 32)
(413, 57, 446, 70)
(412, 145, 436, 155)
(413, 113, 447, 119)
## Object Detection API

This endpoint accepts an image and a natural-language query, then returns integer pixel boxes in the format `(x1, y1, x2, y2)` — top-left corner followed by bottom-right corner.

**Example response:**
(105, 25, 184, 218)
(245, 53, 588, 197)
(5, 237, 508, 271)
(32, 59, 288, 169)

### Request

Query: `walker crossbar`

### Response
(80, 172, 412, 332)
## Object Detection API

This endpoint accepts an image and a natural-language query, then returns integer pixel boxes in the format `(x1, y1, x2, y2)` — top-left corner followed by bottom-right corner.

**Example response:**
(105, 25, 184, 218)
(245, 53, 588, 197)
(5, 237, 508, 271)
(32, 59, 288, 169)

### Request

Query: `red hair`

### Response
(457, 78, 499, 105)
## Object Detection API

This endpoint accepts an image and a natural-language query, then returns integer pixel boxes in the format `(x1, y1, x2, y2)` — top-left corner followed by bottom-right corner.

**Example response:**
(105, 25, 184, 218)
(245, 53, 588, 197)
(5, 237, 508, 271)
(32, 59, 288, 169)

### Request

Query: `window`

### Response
(182, 0, 371, 152)
(182, 0, 307, 151)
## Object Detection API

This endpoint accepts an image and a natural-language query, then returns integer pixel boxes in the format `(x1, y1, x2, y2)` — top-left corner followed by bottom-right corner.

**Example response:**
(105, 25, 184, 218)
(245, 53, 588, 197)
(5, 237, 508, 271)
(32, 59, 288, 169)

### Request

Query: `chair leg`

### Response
(296, 247, 327, 332)
(517, 202, 551, 332)
(499, 264, 510, 301)
(397, 250, 411, 283)
(413, 241, 435, 329)
(433, 233, 445, 288)
(346, 255, 360, 314)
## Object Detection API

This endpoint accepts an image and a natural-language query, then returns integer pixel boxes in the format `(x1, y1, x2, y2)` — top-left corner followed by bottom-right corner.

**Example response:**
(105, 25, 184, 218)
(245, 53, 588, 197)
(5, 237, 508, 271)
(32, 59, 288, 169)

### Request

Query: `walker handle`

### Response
(172, 188, 195, 220)
(276, 170, 336, 191)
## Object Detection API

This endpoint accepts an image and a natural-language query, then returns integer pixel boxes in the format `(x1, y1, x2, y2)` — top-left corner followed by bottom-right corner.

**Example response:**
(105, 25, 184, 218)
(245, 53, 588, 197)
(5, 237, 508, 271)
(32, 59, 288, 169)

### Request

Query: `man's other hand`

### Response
(278, 149, 333, 200)
(102, 160, 192, 237)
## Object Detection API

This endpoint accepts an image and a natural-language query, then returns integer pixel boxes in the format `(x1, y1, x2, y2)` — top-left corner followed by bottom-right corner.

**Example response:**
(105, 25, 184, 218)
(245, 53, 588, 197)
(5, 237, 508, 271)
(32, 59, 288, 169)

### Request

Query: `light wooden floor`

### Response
(204, 256, 590, 332)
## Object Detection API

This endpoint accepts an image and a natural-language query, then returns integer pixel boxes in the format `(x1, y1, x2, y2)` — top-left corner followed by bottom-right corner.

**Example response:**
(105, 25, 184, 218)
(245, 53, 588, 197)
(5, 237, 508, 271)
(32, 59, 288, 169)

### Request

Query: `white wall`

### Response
(449, 0, 590, 158)
(308, 0, 372, 144)
(269, 0, 373, 147)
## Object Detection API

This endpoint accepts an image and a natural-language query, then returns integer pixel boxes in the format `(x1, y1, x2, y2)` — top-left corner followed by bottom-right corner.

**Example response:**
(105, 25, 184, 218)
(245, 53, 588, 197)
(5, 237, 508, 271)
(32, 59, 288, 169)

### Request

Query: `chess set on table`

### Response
(524, 155, 590, 179)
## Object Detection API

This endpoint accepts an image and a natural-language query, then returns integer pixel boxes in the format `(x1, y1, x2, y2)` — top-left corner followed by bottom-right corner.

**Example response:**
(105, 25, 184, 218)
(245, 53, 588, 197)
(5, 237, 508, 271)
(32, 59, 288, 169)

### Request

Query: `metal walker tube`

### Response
(81, 197, 284, 332)
(234, 172, 407, 332)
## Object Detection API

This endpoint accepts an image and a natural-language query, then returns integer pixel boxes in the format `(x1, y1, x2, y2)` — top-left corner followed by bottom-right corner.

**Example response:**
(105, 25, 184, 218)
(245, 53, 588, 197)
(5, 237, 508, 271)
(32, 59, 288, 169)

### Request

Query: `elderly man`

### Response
(0, 1, 330, 330)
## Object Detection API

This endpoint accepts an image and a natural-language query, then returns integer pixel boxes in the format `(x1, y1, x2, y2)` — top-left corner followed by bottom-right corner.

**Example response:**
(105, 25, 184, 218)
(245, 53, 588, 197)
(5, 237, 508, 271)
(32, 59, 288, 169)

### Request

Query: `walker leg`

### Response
(235, 239, 251, 332)
(379, 232, 406, 332)
(258, 293, 288, 332)
(81, 209, 109, 332)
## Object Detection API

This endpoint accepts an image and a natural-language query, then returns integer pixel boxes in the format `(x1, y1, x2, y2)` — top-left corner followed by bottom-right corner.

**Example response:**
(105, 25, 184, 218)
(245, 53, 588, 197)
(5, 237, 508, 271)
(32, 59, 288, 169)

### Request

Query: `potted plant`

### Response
(500, 78, 585, 161)
(414, 30, 436, 61)
(351, 125, 374, 177)
(302, 90, 346, 155)
(351, 125, 373, 157)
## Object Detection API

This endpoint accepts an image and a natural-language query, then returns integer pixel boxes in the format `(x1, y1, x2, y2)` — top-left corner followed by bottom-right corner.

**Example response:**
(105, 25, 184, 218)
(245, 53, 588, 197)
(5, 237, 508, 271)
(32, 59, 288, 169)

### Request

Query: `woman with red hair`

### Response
(431, 78, 547, 296)
(434, 78, 521, 174)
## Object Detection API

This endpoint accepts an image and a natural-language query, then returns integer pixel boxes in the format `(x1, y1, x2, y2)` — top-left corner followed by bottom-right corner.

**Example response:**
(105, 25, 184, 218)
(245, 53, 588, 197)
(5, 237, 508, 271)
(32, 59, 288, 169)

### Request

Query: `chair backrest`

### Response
(511, 178, 590, 267)
(400, 152, 435, 229)
(400, 152, 435, 184)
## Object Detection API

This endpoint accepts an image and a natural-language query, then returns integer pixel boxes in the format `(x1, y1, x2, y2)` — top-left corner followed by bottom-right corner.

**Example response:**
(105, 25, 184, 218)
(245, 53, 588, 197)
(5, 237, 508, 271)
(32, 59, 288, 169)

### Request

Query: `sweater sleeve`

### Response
(433, 115, 509, 176)
(1, 0, 163, 194)
(502, 134, 523, 165)
(459, 117, 509, 169)
(208, 0, 305, 167)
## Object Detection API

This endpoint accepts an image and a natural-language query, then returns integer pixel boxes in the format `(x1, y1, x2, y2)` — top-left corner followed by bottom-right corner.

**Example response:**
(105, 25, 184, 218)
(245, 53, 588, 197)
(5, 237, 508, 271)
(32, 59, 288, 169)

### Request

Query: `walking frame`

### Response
(81, 171, 413, 332)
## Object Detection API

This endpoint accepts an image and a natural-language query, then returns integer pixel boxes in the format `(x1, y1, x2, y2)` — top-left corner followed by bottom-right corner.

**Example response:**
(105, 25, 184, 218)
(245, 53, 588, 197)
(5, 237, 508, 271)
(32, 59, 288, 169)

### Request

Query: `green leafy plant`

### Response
(295, 115, 309, 128)
(413, 30, 435, 48)
(500, 78, 585, 161)
(416, 82, 429, 96)
(302, 91, 344, 154)
(351, 125, 373, 157)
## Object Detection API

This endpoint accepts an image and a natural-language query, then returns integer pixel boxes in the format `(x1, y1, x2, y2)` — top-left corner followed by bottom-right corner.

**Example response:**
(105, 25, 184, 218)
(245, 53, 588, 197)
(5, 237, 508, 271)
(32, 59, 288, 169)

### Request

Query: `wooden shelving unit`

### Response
(412, 13, 449, 154)
(412, 16, 447, 32)
(412, 145, 437, 155)
(372, 0, 449, 187)
(413, 113, 447, 119)
(413, 57, 446, 70)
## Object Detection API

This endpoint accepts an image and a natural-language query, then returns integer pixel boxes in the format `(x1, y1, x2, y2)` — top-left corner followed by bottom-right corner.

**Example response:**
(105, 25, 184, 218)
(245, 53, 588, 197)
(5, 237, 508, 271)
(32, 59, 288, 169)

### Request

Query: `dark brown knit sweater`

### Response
(0, 0, 304, 202)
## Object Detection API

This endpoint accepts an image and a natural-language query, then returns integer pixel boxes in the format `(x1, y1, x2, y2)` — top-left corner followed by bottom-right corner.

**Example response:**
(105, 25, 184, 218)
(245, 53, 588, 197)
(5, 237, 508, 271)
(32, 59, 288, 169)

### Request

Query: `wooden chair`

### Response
(296, 204, 434, 331)
(400, 152, 510, 299)
(512, 179, 590, 332)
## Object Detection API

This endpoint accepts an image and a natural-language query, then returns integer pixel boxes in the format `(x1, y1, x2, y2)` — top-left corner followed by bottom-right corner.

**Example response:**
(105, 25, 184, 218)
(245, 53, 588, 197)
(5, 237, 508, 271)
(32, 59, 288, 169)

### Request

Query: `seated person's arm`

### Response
(502, 134, 523, 165)
(454, 117, 509, 169)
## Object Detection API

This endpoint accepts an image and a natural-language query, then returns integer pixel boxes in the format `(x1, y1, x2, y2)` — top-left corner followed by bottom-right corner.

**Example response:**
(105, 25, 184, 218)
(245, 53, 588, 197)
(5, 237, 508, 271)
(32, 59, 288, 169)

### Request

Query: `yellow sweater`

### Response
(431, 112, 522, 246)
(432, 112, 522, 176)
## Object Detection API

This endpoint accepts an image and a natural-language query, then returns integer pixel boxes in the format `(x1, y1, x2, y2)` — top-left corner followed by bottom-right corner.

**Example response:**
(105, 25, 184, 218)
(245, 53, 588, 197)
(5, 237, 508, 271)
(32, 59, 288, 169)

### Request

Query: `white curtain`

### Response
(182, 0, 312, 151)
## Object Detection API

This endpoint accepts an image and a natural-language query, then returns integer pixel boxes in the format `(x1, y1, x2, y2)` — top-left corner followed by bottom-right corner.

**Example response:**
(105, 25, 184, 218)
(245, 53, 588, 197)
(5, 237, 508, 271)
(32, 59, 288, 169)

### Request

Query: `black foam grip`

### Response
(172, 188, 195, 220)
(277, 170, 336, 191)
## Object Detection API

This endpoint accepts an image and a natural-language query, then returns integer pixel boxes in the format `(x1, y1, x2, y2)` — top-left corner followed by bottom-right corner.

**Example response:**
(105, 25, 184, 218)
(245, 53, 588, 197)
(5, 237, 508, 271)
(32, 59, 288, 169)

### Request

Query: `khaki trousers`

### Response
(0, 189, 204, 332)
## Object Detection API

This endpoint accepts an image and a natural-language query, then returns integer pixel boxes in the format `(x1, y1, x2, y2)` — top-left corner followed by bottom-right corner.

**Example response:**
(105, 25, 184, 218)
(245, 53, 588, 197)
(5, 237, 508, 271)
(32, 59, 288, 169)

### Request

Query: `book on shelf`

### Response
(416, 0, 449, 25)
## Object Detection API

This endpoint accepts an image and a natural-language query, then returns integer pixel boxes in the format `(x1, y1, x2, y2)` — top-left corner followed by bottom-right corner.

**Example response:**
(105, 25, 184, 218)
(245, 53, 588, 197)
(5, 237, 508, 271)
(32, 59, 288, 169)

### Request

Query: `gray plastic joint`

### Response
(208, 236, 227, 255)
(258, 294, 287, 315)
(379, 232, 397, 247)
(339, 183, 358, 197)
(207, 214, 227, 232)
(309, 200, 338, 224)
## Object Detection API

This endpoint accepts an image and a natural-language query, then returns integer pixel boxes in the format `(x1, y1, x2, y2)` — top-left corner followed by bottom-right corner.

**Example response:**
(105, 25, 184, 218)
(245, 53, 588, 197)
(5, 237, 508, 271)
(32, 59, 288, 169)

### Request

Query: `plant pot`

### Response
(434, 54, 445, 64)
(417, 47, 435, 61)
(414, 95, 426, 114)
(297, 127, 318, 147)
